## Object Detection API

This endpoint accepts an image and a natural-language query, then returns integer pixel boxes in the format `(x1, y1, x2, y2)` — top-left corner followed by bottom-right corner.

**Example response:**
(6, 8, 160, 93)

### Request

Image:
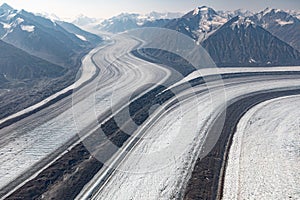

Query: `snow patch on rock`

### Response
(6, 13, 16, 20)
(263, 7, 273, 16)
(230, 17, 255, 30)
(20, 25, 35, 32)
(275, 19, 294, 26)
(193, 8, 200, 15)
(1, 22, 11, 29)
(249, 58, 256, 63)
(75, 34, 87, 41)
(15, 17, 24, 24)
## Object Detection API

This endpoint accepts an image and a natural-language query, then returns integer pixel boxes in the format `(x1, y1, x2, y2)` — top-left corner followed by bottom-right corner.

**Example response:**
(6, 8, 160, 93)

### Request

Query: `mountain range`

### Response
(0, 3, 299, 118)
(1, 3, 299, 81)
(163, 6, 300, 66)
(201, 16, 300, 66)
(249, 8, 300, 51)
(0, 3, 102, 84)
(93, 12, 183, 33)
(0, 3, 102, 67)
(85, 6, 299, 67)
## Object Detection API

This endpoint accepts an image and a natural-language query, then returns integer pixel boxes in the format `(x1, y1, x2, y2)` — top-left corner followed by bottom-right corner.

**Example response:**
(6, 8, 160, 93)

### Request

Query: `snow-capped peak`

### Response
(36, 12, 61, 22)
(218, 9, 254, 19)
(72, 14, 103, 28)
(193, 6, 210, 15)
(263, 7, 273, 16)
(200, 6, 209, 11)
(193, 8, 199, 15)
(262, 7, 283, 16)
(191, 6, 228, 32)
(192, 6, 217, 16)
(97, 11, 183, 32)
(184, 6, 229, 42)
(113, 13, 139, 19)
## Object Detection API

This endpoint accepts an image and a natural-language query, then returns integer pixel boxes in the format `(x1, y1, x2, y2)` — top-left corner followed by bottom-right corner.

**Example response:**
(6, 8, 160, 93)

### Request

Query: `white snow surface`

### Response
(0, 36, 171, 194)
(275, 19, 294, 26)
(230, 17, 255, 29)
(223, 95, 300, 199)
(193, 8, 200, 15)
(91, 93, 213, 200)
(75, 34, 87, 41)
(72, 14, 103, 26)
(91, 71, 300, 200)
(6, 13, 16, 20)
(1, 22, 11, 29)
(194, 7, 228, 34)
(15, 17, 24, 24)
(200, 7, 209, 11)
(20, 25, 35, 32)
(35, 12, 61, 22)
(0, 46, 102, 191)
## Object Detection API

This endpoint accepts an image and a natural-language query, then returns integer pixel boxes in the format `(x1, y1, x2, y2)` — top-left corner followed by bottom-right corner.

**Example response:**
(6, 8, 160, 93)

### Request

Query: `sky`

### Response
(0, 0, 299, 19)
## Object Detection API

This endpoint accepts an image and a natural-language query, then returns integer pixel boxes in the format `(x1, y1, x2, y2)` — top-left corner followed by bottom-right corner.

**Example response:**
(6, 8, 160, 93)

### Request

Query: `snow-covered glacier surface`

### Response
(92, 78, 300, 200)
(223, 95, 300, 200)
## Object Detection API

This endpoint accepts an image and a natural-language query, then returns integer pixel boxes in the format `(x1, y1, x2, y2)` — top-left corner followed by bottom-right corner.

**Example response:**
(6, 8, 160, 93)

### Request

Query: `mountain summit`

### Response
(0, 3, 13, 11)
(165, 6, 228, 41)
(191, 6, 218, 16)
(202, 16, 300, 66)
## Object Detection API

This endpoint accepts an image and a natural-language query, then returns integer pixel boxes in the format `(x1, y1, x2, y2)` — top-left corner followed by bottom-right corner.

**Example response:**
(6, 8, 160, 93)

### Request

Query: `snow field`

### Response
(223, 95, 300, 200)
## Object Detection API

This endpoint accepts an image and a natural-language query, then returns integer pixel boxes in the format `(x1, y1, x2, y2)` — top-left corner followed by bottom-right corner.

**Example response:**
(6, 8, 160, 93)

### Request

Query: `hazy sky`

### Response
(1, 0, 299, 19)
